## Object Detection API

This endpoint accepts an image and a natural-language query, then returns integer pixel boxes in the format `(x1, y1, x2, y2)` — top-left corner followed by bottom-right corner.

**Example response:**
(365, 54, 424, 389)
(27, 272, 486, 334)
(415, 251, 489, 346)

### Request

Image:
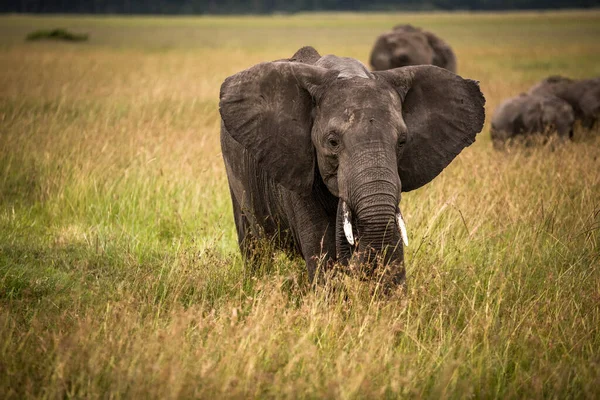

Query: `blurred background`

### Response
(2, 0, 600, 14)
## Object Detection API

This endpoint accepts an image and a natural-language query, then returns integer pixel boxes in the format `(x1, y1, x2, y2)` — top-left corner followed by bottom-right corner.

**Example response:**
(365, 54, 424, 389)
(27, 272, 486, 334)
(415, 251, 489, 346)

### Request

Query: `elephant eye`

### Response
(326, 132, 340, 150)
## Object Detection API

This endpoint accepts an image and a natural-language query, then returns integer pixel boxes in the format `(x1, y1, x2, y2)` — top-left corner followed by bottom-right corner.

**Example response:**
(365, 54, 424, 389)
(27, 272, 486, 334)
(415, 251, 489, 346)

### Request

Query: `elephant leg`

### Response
(285, 192, 337, 284)
(229, 186, 257, 262)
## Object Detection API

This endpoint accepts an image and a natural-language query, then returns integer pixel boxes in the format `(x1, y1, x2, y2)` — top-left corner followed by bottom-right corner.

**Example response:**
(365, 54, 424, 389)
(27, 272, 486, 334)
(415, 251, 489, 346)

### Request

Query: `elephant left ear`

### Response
(219, 61, 336, 193)
(374, 66, 485, 192)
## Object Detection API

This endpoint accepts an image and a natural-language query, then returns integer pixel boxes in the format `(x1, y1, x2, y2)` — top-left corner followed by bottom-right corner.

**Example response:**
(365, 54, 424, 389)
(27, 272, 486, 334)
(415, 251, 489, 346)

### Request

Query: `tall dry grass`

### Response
(1, 11, 599, 399)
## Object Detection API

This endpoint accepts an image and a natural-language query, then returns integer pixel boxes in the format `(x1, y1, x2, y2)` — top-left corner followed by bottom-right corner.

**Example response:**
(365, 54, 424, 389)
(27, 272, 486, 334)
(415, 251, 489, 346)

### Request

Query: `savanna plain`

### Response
(1, 11, 599, 399)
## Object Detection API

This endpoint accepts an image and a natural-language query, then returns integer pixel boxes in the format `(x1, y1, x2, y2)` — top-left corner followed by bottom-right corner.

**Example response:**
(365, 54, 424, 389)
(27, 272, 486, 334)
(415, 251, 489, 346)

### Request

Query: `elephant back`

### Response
(424, 31, 457, 73)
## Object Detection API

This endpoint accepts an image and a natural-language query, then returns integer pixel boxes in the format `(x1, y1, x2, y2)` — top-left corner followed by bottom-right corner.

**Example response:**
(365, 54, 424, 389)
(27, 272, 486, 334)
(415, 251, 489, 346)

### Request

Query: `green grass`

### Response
(1, 11, 600, 399)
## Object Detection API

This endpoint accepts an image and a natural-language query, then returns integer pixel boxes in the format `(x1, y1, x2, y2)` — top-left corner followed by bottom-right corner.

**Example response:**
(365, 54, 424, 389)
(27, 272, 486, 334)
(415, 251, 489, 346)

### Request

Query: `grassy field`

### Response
(1, 10, 600, 399)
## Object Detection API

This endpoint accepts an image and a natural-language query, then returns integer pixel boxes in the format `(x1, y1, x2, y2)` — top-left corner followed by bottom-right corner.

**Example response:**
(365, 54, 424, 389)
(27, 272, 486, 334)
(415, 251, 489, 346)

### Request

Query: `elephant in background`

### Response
(369, 24, 457, 73)
(529, 75, 600, 129)
(490, 93, 574, 148)
(219, 46, 485, 285)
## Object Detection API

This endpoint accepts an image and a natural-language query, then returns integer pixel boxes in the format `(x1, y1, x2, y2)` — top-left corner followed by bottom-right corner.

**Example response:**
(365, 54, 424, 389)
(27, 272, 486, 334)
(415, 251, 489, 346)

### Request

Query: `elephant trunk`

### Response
(339, 165, 406, 284)
(352, 178, 402, 265)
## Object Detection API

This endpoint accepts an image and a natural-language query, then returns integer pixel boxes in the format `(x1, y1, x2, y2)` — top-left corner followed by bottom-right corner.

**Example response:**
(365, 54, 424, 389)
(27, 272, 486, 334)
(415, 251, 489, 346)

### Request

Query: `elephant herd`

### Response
(218, 25, 599, 288)
(491, 76, 600, 147)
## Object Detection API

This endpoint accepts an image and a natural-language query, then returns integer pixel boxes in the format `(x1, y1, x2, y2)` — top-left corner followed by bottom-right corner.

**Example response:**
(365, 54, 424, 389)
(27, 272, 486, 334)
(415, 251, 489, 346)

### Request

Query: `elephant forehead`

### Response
(321, 107, 404, 136)
(320, 80, 403, 125)
(387, 32, 427, 46)
(326, 78, 400, 104)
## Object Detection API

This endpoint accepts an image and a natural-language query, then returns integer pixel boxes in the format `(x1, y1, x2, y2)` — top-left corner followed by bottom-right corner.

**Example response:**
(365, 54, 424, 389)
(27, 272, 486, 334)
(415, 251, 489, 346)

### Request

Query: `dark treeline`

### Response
(2, 0, 599, 14)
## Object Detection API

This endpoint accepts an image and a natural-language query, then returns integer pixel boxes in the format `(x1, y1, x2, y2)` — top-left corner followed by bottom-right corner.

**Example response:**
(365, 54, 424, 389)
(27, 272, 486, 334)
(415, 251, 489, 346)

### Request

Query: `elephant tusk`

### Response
(396, 210, 408, 247)
(342, 201, 354, 246)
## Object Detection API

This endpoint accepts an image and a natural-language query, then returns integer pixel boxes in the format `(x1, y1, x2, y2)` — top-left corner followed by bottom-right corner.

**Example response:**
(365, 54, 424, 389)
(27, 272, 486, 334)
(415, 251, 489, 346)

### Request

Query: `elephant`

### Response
(219, 46, 485, 286)
(490, 93, 575, 148)
(369, 24, 457, 73)
(529, 75, 600, 129)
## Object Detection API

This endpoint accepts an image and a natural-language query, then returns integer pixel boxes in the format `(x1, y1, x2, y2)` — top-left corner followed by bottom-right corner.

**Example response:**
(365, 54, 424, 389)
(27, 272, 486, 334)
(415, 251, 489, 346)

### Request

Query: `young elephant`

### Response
(490, 93, 575, 148)
(369, 24, 457, 73)
(220, 47, 485, 285)
(529, 75, 600, 129)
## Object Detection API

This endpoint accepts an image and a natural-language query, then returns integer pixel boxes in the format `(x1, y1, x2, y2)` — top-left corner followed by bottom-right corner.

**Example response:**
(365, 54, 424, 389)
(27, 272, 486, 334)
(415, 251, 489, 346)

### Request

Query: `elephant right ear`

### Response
(374, 66, 485, 192)
(219, 62, 335, 193)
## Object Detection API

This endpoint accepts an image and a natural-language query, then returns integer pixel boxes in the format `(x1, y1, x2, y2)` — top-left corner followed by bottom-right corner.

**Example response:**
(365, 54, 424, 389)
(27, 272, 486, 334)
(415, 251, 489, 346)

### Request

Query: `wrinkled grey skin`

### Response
(370, 25, 457, 73)
(219, 46, 485, 285)
(491, 93, 575, 148)
(529, 75, 600, 129)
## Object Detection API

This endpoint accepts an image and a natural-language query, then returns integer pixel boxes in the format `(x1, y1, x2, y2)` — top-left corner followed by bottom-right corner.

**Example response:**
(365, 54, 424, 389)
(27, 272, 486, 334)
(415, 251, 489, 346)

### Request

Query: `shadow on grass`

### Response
(26, 28, 88, 42)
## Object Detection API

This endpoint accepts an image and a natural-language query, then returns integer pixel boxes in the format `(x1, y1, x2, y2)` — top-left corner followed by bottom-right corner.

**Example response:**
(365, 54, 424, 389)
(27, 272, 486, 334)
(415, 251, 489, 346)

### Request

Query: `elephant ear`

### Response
(374, 65, 485, 192)
(424, 31, 457, 73)
(219, 62, 335, 193)
(369, 34, 392, 71)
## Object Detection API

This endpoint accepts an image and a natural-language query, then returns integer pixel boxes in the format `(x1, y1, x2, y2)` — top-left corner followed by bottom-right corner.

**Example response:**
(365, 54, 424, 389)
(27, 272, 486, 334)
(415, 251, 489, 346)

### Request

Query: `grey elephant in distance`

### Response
(529, 75, 600, 129)
(219, 46, 485, 285)
(490, 93, 574, 148)
(370, 24, 457, 73)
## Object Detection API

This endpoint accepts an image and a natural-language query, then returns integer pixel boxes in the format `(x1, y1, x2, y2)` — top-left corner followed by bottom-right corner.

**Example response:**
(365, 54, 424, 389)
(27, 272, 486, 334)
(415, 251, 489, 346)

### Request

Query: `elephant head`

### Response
(370, 25, 457, 73)
(491, 93, 575, 148)
(219, 54, 484, 276)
